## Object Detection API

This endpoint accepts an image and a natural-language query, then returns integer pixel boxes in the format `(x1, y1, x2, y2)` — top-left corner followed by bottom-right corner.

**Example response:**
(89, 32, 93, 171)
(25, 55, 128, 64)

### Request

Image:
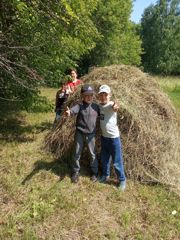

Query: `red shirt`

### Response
(66, 79, 82, 92)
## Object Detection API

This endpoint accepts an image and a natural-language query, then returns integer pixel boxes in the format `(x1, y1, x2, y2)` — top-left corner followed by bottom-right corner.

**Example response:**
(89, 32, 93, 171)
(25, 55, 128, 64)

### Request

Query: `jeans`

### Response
(72, 130, 98, 175)
(106, 156, 111, 177)
(101, 136, 126, 182)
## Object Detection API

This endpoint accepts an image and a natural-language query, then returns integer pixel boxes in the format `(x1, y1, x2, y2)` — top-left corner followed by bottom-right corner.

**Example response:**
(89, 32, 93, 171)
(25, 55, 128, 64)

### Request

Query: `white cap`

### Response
(98, 84, 111, 94)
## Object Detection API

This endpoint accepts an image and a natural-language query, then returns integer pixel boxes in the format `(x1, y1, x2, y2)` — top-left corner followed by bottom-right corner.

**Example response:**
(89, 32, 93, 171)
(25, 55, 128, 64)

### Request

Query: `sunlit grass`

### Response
(0, 84, 179, 239)
(156, 76, 180, 112)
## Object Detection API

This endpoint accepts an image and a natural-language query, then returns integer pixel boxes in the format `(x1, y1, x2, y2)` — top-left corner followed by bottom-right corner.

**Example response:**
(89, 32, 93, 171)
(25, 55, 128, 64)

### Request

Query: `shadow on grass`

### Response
(22, 154, 100, 185)
(0, 118, 52, 142)
(0, 115, 52, 142)
(0, 100, 53, 142)
(22, 159, 71, 185)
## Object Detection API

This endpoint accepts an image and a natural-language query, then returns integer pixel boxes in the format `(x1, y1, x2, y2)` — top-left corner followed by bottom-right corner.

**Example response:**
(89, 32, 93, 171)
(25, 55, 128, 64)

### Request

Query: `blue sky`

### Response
(131, 0, 157, 23)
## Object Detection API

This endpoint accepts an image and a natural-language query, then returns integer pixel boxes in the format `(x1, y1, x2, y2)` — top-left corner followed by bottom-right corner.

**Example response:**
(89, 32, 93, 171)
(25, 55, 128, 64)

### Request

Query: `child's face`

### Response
(61, 83, 66, 90)
(82, 93, 93, 104)
(98, 92, 111, 104)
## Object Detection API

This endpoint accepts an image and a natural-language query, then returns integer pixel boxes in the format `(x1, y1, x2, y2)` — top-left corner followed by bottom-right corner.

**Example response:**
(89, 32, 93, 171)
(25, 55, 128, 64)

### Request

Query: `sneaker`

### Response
(99, 175, 109, 183)
(71, 172, 79, 183)
(91, 174, 98, 182)
(118, 181, 126, 191)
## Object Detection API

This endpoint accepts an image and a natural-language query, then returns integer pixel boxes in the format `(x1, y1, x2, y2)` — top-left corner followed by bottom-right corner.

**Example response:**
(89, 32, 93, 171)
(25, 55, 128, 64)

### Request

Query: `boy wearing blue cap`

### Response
(65, 84, 100, 183)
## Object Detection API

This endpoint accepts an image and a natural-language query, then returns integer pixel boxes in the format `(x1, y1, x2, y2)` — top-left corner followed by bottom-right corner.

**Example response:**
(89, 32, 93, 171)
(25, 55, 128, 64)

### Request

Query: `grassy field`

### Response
(0, 77, 180, 240)
(157, 76, 180, 115)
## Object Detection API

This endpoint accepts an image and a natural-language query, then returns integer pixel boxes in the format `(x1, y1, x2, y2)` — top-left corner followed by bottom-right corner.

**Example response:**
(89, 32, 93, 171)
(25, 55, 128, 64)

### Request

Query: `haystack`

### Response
(45, 65, 180, 194)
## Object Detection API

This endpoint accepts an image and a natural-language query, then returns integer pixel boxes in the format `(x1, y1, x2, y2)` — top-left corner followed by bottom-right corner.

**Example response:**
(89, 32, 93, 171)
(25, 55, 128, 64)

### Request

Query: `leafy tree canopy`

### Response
(0, 0, 100, 107)
(79, 0, 142, 72)
(0, 0, 142, 108)
(141, 0, 180, 74)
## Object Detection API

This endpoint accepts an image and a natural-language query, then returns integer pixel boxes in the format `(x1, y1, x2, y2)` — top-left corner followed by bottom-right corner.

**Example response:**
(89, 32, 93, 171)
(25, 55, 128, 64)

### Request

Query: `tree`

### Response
(79, 0, 142, 72)
(0, 0, 143, 108)
(141, 0, 180, 74)
(0, 0, 100, 107)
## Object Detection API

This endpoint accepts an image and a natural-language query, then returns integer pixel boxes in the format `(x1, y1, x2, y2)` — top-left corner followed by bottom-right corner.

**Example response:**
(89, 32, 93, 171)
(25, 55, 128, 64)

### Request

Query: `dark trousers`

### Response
(72, 130, 98, 175)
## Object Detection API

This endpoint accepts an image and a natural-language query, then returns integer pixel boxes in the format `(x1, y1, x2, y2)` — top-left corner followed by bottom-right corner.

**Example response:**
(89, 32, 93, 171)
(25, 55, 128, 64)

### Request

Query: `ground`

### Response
(0, 76, 179, 240)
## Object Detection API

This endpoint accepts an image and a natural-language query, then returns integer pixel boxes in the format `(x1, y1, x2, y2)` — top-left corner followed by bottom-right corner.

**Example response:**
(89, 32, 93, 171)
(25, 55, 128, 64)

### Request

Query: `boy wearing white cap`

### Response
(98, 85, 126, 191)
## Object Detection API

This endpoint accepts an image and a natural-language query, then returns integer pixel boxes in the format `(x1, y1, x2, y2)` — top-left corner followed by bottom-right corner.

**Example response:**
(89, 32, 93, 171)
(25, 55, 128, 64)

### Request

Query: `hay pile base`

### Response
(45, 65, 180, 194)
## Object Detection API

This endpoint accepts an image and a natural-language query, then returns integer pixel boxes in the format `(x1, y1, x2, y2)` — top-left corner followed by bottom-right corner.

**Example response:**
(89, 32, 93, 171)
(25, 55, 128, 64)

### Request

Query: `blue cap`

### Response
(81, 84, 94, 95)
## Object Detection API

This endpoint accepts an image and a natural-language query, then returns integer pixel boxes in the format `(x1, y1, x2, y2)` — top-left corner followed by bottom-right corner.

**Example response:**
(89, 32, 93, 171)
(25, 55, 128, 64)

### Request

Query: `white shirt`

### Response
(99, 101, 120, 138)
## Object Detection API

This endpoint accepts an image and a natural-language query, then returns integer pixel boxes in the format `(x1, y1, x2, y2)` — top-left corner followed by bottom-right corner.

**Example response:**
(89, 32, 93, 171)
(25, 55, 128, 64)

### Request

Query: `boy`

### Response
(65, 84, 100, 183)
(98, 84, 126, 191)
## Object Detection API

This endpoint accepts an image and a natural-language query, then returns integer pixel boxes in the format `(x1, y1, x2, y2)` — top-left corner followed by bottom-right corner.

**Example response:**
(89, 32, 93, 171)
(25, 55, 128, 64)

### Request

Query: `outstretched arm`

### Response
(64, 104, 80, 117)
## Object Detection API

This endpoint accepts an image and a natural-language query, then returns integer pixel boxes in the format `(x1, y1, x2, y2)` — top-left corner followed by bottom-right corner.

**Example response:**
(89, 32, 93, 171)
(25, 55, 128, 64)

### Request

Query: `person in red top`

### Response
(66, 69, 82, 93)
(53, 69, 82, 128)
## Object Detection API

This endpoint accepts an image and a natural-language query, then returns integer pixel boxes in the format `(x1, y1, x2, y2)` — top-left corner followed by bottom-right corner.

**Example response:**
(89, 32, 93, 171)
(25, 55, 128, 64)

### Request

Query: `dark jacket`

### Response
(70, 102, 100, 134)
(55, 89, 69, 112)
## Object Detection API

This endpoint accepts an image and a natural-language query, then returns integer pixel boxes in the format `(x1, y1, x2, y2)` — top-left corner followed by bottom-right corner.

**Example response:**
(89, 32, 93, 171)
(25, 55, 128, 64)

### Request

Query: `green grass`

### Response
(156, 76, 180, 114)
(0, 86, 179, 240)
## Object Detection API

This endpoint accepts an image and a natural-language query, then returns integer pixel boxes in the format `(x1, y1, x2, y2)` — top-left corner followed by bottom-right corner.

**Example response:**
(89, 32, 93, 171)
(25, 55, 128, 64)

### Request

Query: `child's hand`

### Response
(65, 85, 72, 94)
(65, 106, 71, 117)
(112, 102, 119, 112)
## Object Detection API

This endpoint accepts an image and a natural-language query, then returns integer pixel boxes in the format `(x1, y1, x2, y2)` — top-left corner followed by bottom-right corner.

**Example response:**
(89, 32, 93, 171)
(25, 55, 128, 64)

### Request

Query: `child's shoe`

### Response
(118, 180, 126, 191)
(99, 175, 109, 183)
(91, 174, 98, 182)
(71, 172, 79, 183)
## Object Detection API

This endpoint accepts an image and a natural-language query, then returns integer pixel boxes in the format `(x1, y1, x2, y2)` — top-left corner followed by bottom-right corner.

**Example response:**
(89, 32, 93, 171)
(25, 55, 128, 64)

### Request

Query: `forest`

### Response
(0, 0, 179, 108)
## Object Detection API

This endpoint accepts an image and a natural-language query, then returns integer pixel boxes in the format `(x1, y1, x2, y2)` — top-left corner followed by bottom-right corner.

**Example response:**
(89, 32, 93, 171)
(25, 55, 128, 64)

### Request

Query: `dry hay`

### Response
(45, 65, 180, 194)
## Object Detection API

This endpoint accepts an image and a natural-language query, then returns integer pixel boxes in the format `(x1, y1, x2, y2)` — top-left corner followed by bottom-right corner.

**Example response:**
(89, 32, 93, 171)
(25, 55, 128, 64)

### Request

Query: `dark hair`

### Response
(70, 69, 77, 74)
